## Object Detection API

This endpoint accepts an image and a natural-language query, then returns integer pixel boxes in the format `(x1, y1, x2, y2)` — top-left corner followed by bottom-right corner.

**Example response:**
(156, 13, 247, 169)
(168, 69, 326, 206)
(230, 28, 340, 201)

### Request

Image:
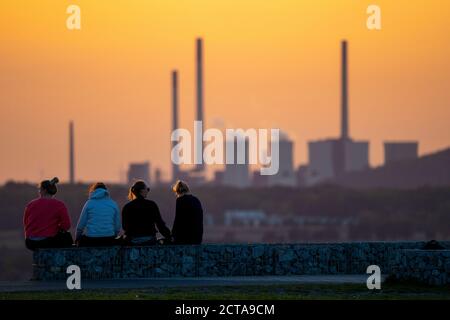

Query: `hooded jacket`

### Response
(76, 188, 121, 239)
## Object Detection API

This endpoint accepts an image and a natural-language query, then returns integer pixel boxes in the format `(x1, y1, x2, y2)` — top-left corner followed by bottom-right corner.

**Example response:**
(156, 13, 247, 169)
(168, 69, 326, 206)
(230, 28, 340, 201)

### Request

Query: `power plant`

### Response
(304, 40, 369, 186)
(171, 38, 207, 185)
(167, 38, 423, 187)
(64, 38, 423, 187)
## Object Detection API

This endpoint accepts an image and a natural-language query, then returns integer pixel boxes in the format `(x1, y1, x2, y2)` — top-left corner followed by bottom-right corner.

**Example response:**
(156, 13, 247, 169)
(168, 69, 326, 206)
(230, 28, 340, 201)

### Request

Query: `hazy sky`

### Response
(0, 0, 449, 184)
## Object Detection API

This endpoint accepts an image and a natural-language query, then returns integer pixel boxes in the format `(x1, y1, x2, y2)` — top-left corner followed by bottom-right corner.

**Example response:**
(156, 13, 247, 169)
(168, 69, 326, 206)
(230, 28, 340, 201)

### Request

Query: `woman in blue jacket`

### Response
(76, 183, 121, 247)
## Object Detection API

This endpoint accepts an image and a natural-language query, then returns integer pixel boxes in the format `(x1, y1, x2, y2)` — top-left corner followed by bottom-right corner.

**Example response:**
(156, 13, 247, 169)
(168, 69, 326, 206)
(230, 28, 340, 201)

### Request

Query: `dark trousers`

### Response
(122, 235, 157, 246)
(77, 235, 119, 247)
(25, 231, 74, 251)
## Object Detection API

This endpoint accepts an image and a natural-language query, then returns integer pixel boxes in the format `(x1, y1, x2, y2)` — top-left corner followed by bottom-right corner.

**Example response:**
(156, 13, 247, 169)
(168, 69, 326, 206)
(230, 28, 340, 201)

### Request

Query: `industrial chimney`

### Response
(341, 40, 349, 140)
(334, 40, 350, 177)
(196, 37, 205, 172)
(172, 70, 179, 181)
(69, 121, 75, 184)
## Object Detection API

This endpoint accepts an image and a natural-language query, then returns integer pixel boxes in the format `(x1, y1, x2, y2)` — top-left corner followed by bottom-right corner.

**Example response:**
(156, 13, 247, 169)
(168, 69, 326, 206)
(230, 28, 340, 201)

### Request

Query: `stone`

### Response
(130, 248, 140, 261)
(31, 242, 450, 286)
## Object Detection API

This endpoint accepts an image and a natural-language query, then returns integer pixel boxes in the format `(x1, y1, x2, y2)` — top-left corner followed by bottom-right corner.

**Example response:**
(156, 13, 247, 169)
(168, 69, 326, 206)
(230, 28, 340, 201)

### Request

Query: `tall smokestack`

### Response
(196, 37, 205, 172)
(172, 70, 179, 181)
(341, 40, 349, 140)
(69, 121, 75, 184)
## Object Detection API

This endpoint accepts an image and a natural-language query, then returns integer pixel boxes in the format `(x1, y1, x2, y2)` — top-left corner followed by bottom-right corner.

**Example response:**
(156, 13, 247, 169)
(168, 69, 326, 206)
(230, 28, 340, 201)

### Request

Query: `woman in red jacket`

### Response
(23, 177, 73, 250)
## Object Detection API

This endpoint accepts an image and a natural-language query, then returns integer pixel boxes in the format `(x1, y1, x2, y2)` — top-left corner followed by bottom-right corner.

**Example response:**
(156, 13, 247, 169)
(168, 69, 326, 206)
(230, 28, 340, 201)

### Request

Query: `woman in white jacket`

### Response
(76, 183, 121, 247)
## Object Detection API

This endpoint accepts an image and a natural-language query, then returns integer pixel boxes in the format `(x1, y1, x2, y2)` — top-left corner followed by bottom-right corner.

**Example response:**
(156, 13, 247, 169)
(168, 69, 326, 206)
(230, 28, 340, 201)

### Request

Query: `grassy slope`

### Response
(1, 283, 450, 300)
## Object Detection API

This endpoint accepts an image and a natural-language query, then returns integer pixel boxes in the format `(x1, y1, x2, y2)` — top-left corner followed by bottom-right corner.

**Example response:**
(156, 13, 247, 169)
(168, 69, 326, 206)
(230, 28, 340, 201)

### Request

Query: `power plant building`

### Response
(222, 138, 251, 188)
(266, 133, 296, 187)
(127, 162, 151, 185)
(305, 40, 369, 186)
(384, 141, 418, 165)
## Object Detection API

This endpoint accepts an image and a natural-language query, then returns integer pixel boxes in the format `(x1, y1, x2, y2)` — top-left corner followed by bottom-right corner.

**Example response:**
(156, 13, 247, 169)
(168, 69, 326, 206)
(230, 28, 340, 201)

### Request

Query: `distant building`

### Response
(127, 162, 150, 185)
(307, 140, 335, 185)
(252, 170, 268, 187)
(177, 169, 207, 186)
(345, 140, 369, 172)
(222, 139, 251, 188)
(214, 170, 224, 185)
(224, 210, 266, 226)
(384, 141, 418, 165)
(333, 147, 450, 189)
(266, 133, 296, 187)
(296, 165, 309, 187)
(306, 139, 369, 185)
(154, 167, 162, 186)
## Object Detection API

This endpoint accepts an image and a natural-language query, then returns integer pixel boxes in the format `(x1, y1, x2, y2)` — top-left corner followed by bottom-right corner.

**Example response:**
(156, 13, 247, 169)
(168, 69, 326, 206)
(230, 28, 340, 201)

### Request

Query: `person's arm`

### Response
(154, 203, 172, 239)
(59, 203, 71, 231)
(113, 203, 121, 236)
(196, 199, 204, 243)
(23, 205, 30, 238)
(171, 198, 181, 242)
(121, 204, 129, 235)
(76, 202, 89, 240)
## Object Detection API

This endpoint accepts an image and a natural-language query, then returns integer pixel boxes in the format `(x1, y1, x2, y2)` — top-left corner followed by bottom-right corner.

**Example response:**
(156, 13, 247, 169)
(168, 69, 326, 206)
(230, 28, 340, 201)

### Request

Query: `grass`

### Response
(1, 283, 450, 300)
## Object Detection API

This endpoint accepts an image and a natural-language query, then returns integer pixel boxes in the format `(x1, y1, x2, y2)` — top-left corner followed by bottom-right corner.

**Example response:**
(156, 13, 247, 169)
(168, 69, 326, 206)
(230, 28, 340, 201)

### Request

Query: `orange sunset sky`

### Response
(0, 0, 449, 184)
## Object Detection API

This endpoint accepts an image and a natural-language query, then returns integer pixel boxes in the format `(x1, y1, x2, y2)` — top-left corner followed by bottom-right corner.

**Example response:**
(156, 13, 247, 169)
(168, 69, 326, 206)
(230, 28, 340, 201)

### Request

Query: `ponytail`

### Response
(39, 177, 59, 195)
(128, 180, 148, 201)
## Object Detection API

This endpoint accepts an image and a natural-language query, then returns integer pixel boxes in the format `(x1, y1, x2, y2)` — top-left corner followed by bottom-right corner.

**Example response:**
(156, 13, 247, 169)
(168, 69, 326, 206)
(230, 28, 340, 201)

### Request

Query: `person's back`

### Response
(76, 183, 121, 247)
(25, 198, 70, 238)
(23, 177, 73, 250)
(122, 180, 171, 245)
(171, 181, 203, 245)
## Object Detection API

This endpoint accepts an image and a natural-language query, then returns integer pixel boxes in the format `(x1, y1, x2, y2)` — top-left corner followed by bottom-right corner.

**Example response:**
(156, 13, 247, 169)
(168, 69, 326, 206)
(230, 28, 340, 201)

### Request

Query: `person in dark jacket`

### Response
(171, 180, 203, 245)
(122, 180, 171, 245)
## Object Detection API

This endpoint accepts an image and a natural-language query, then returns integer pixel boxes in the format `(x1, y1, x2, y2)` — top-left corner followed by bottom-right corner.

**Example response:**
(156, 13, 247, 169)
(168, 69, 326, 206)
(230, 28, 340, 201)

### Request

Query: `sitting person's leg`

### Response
(25, 239, 36, 251)
(97, 236, 117, 246)
(128, 236, 157, 246)
(25, 236, 61, 250)
(77, 235, 91, 247)
(50, 231, 74, 248)
(78, 236, 117, 247)
(25, 238, 50, 250)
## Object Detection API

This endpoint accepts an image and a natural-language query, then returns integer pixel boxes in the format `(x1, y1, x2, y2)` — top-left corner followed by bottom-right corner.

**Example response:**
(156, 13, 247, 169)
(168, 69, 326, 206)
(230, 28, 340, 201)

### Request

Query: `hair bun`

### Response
(50, 177, 59, 185)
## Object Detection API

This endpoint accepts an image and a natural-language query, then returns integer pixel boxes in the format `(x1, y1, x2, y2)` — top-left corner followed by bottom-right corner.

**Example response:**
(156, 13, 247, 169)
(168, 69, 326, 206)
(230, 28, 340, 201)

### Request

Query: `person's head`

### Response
(172, 180, 190, 197)
(88, 182, 107, 195)
(128, 180, 150, 200)
(39, 177, 59, 197)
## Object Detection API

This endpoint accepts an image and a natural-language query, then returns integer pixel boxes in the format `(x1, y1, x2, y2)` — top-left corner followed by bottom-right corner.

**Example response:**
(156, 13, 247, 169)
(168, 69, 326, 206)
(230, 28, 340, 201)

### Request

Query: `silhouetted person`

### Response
(171, 180, 203, 245)
(122, 180, 171, 245)
(23, 177, 73, 250)
(76, 183, 121, 247)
